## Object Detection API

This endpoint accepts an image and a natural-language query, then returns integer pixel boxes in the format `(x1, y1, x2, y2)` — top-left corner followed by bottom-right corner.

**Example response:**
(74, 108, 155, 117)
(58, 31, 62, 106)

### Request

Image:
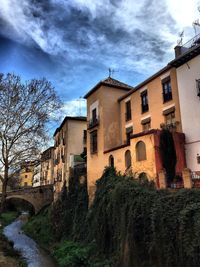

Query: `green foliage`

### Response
(53, 240, 111, 267)
(23, 207, 54, 246)
(0, 211, 18, 227)
(24, 167, 200, 267)
(87, 168, 200, 267)
(50, 173, 88, 241)
(53, 241, 91, 267)
(159, 129, 177, 182)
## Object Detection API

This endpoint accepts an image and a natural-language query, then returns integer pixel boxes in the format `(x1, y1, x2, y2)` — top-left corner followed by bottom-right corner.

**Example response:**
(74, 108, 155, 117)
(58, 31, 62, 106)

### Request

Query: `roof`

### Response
(53, 116, 87, 137)
(84, 77, 133, 99)
(169, 43, 200, 68)
(118, 65, 171, 102)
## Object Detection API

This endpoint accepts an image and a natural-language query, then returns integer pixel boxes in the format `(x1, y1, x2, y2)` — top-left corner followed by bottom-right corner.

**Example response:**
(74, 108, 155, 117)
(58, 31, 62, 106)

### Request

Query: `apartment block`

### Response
(169, 36, 200, 177)
(53, 116, 87, 196)
(40, 147, 54, 186)
(84, 66, 187, 201)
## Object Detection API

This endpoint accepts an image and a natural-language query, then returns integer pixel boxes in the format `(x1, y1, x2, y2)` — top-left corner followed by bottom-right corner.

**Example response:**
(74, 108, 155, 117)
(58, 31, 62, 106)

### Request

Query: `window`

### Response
(125, 150, 132, 169)
(109, 155, 114, 167)
(142, 121, 151, 131)
(92, 108, 97, 123)
(136, 141, 147, 161)
(125, 100, 132, 121)
(90, 130, 98, 153)
(24, 182, 28, 186)
(165, 111, 175, 125)
(83, 130, 87, 144)
(89, 108, 99, 128)
(25, 175, 28, 178)
(196, 79, 200, 97)
(141, 91, 149, 113)
(162, 77, 172, 102)
(126, 126, 133, 145)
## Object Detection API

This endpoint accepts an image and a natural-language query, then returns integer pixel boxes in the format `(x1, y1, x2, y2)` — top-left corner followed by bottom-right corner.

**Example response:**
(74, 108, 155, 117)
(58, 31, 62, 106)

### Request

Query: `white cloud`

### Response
(1, 0, 200, 80)
(61, 99, 86, 118)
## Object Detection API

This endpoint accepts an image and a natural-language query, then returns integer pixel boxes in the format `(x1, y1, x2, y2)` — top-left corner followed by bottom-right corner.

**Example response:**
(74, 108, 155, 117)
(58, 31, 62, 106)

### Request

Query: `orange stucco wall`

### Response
(120, 68, 182, 142)
(86, 69, 185, 201)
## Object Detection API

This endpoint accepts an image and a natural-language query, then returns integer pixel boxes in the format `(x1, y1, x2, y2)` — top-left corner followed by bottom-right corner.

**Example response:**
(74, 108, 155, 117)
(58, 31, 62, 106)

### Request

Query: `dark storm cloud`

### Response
(0, 0, 186, 116)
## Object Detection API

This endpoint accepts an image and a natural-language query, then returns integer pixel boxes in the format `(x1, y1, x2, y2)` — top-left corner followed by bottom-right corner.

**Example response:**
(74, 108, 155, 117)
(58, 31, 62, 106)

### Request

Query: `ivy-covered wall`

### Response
(28, 167, 200, 267)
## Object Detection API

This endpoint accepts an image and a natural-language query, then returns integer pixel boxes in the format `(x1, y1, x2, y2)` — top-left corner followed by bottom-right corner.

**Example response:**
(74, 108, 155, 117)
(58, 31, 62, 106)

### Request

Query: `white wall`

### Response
(176, 55, 200, 172)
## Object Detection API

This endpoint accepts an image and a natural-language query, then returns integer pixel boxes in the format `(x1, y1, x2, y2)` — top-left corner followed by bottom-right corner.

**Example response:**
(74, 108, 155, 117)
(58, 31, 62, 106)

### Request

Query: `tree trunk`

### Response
(0, 166, 8, 213)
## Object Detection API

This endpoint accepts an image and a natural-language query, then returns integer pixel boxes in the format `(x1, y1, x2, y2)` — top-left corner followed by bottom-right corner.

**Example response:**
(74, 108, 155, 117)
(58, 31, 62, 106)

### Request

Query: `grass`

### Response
(53, 241, 111, 267)
(0, 211, 18, 227)
(23, 207, 54, 247)
(23, 207, 112, 267)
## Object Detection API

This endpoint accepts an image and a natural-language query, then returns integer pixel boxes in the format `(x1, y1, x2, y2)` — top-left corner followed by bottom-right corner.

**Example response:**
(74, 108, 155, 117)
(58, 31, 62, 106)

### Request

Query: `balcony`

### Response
(88, 117, 99, 130)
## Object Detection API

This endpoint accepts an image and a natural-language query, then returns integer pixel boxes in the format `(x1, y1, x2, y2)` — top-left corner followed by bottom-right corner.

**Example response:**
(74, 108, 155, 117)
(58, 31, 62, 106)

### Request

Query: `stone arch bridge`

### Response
(2, 185, 54, 214)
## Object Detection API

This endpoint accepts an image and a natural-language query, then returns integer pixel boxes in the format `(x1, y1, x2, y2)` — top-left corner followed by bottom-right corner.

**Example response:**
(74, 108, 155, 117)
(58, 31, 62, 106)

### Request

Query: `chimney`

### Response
(174, 45, 182, 58)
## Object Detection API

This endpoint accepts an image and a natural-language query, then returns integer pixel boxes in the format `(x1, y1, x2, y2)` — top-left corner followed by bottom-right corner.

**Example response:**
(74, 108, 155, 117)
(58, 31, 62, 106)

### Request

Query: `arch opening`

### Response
(5, 197, 35, 215)
(136, 141, 147, 161)
(125, 150, 132, 169)
(109, 155, 114, 168)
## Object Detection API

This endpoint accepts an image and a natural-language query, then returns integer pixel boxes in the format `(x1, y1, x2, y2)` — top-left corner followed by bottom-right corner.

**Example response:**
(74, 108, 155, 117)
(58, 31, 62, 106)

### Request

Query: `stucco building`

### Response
(53, 116, 87, 195)
(84, 71, 186, 200)
(169, 36, 200, 177)
(40, 146, 54, 186)
(20, 161, 35, 187)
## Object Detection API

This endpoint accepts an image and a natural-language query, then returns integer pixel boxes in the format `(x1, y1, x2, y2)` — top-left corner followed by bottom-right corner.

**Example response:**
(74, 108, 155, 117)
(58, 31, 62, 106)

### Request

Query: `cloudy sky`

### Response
(0, 0, 200, 119)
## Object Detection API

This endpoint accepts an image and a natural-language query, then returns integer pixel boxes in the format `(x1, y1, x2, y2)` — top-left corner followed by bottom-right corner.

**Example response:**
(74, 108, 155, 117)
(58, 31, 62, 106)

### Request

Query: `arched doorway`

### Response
(109, 155, 114, 168)
(125, 150, 132, 169)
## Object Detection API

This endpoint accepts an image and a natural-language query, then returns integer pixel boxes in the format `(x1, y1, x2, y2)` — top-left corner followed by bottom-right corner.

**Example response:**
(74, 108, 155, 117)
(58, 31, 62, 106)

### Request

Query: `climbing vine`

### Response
(50, 167, 200, 267)
(159, 129, 177, 183)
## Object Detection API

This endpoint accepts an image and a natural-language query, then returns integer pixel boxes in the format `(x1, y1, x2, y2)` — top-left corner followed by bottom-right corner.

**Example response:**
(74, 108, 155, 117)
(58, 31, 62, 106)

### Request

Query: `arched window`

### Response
(109, 155, 114, 167)
(125, 150, 132, 169)
(138, 172, 148, 181)
(136, 141, 147, 161)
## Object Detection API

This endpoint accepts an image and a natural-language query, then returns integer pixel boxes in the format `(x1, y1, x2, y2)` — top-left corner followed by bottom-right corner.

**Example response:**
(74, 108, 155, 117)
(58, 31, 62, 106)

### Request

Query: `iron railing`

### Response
(181, 33, 200, 49)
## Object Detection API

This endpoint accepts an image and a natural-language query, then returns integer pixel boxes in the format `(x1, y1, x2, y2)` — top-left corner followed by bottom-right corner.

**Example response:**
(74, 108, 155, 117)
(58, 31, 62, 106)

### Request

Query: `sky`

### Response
(0, 0, 200, 121)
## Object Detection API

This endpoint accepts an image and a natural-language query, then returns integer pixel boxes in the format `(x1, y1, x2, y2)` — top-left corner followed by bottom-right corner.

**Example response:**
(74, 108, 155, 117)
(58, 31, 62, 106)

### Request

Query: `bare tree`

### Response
(0, 73, 61, 212)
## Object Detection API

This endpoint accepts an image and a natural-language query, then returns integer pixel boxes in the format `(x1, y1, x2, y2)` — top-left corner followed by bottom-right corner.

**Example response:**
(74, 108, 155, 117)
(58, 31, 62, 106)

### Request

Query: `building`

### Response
(53, 116, 87, 195)
(32, 161, 41, 187)
(40, 147, 54, 186)
(84, 72, 186, 200)
(20, 162, 35, 187)
(169, 35, 200, 177)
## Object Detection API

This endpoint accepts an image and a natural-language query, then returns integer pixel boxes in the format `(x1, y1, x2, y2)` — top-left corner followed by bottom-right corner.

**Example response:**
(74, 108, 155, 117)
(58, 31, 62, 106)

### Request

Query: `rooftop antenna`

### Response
(177, 31, 184, 45)
(108, 68, 118, 78)
(192, 19, 200, 36)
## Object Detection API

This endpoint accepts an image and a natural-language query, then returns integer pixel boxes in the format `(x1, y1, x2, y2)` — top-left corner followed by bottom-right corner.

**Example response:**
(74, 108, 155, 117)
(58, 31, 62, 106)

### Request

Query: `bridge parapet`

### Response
(1, 185, 54, 214)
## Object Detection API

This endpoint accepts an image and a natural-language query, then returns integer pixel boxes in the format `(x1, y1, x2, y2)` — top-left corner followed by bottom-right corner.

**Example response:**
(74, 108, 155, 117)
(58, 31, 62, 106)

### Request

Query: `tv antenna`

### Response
(177, 31, 184, 45)
(192, 19, 200, 36)
(108, 68, 118, 77)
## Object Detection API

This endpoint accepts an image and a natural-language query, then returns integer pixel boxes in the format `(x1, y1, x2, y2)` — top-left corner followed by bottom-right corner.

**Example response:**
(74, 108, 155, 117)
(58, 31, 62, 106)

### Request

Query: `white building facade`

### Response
(170, 42, 200, 175)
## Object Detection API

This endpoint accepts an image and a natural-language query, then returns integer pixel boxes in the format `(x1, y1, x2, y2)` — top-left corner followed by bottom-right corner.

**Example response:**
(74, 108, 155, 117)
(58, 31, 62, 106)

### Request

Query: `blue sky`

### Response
(0, 0, 200, 120)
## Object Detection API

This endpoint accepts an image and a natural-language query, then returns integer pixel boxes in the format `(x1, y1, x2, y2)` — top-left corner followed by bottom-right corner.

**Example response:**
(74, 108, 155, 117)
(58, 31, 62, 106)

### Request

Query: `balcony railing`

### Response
(88, 117, 99, 129)
(181, 33, 200, 49)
